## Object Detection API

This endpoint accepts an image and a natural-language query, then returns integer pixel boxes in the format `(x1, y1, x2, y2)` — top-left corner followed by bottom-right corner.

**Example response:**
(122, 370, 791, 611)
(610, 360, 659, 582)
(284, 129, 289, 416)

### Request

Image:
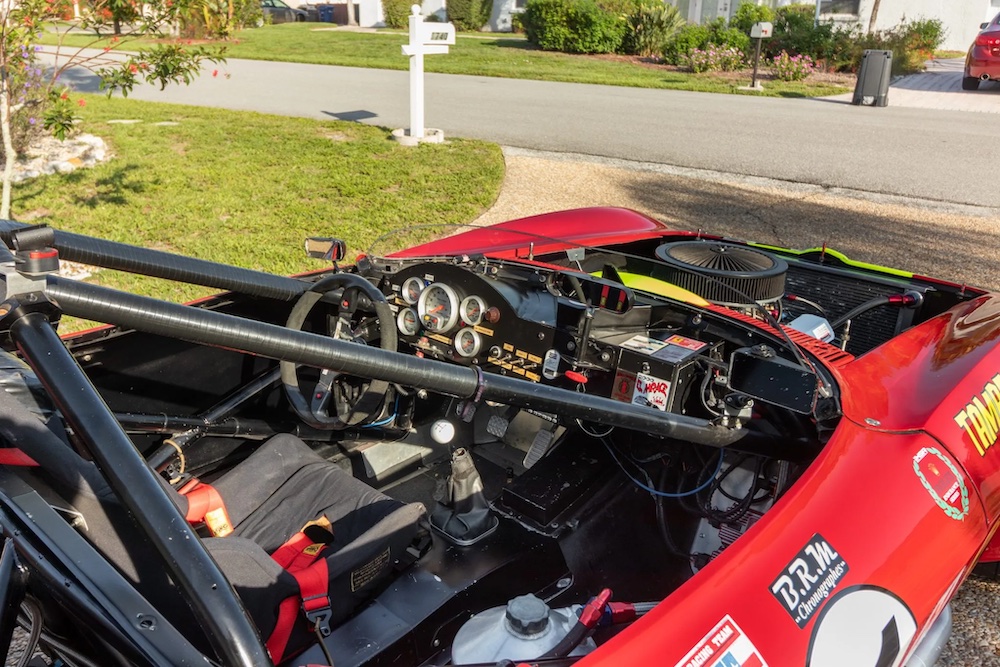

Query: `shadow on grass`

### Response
(71, 164, 148, 208)
(492, 39, 541, 50)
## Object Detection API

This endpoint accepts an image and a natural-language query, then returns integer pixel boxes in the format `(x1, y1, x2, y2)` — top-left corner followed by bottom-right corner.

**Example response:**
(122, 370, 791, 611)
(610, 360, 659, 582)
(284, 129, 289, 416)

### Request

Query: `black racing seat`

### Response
(183, 434, 427, 660)
(0, 364, 426, 663)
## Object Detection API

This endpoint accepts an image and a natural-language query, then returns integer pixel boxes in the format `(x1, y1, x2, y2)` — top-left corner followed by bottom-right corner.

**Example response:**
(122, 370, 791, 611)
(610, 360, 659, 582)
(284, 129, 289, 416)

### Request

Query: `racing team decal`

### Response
(806, 585, 916, 667)
(912, 446, 969, 521)
(673, 615, 768, 667)
(770, 533, 848, 629)
(954, 374, 1000, 456)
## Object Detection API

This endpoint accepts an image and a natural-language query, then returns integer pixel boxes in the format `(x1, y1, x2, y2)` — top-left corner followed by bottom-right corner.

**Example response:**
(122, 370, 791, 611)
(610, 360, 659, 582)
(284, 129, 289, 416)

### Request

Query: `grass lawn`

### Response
(39, 23, 852, 98)
(13, 94, 503, 327)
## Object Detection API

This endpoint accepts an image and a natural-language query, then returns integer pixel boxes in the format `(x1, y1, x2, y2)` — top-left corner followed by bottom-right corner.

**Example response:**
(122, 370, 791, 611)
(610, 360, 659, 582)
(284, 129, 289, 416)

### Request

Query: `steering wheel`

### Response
(281, 274, 397, 430)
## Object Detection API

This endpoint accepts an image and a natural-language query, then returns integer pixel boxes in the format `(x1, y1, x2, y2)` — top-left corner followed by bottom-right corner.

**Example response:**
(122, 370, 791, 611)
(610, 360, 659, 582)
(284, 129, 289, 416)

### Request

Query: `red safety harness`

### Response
(0, 452, 333, 664)
(267, 531, 333, 662)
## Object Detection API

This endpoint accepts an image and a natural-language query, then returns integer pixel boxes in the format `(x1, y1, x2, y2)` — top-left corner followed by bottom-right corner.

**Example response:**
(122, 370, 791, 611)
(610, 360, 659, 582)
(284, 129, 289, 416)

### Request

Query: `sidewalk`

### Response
(824, 57, 1000, 113)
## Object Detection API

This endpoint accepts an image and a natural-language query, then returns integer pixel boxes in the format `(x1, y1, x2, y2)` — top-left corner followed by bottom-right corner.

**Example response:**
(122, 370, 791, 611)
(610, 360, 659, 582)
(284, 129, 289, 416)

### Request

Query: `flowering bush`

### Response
(771, 50, 815, 81)
(686, 46, 746, 73)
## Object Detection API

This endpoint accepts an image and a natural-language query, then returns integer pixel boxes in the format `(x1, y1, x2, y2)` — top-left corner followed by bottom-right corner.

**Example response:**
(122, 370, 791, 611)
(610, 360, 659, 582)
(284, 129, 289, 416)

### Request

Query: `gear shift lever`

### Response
(430, 448, 499, 545)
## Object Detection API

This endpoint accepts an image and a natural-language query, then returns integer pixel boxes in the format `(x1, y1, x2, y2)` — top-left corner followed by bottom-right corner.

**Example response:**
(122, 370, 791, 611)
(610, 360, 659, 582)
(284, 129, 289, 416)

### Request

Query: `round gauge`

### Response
(454, 328, 482, 358)
(418, 283, 460, 333)
(401, 277, 425, 305)
(460, 295, 487, 327)
(396, 307, 420, 336)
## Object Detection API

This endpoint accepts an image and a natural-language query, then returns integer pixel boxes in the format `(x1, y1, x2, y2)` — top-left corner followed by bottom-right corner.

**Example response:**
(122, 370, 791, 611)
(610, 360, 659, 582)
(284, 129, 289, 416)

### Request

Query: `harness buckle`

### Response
(302, 594, 333, 637)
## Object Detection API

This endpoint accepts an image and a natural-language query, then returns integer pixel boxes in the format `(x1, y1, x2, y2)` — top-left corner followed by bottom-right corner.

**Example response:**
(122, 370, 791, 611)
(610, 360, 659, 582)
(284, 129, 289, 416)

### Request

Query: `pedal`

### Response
(487, 415, 509, 439)
(523, 429, 555, 469)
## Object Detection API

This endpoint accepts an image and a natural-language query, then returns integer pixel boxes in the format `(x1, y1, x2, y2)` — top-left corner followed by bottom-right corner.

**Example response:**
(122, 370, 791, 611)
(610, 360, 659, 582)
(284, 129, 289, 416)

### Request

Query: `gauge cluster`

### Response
(389, 267, 508, 365)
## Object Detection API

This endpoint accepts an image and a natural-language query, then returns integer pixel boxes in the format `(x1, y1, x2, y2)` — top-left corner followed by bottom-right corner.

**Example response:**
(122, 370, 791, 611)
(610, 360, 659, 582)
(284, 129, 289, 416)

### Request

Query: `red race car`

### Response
(964, 11, 1000, 90)
(0, 208, 993, 667)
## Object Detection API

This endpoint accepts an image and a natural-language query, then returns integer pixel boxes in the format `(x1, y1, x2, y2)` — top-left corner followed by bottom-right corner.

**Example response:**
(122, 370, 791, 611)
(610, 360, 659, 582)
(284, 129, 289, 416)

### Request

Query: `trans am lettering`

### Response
(954, 373, 1000, 456)
(769, 533, 848, 629)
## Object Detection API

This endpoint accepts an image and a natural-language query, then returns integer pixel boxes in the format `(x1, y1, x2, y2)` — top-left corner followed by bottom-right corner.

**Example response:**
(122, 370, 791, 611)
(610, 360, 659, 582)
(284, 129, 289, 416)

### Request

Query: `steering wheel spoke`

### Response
(281, 274, 397, 430)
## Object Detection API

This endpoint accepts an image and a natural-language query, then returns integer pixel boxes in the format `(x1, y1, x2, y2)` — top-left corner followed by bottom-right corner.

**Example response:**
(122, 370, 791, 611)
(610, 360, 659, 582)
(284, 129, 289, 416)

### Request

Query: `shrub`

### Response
(731, 1, 774, 34)
(522, 0, 626, 54)
(622, 0, 684, 58)
(846, 17, 946, 75)
(686, 45, 745, 72)
(771, 50, 814, 80)
(382, 0, 411, 29)
(767, 3, 836, 61)
(663, 22, 710, 64)
(448, 0, 493, 31)
(663, 17, 748, 64)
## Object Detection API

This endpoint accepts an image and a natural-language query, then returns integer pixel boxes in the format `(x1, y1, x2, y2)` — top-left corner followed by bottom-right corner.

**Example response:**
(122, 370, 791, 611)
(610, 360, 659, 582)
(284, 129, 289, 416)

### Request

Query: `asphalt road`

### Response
(55, 54, 1000, 208)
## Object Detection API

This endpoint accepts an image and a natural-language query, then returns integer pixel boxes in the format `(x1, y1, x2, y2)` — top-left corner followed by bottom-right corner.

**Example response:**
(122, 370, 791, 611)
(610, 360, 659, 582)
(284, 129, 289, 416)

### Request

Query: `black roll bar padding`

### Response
(46, 277, 746, 448)
(0, 220, 309, 302)
(9, 312, 272, 667)
(0, 537, 26, 667)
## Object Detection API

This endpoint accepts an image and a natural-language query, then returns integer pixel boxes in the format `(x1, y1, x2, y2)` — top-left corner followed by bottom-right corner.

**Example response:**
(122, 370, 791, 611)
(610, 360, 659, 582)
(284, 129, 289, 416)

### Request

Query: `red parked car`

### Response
(964, 11, 1000, 90)
(0, 209, 998, 667)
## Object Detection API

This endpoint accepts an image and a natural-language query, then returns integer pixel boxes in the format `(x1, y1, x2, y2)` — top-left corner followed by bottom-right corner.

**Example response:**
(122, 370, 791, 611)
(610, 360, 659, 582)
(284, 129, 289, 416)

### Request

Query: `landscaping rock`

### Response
(12, 134, 111, 183)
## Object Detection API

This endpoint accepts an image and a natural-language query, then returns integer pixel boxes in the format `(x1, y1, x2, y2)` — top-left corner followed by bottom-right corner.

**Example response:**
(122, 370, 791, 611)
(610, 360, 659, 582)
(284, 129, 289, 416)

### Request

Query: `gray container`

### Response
(451, 594, 596, 664)
(852, 49, 892, 107)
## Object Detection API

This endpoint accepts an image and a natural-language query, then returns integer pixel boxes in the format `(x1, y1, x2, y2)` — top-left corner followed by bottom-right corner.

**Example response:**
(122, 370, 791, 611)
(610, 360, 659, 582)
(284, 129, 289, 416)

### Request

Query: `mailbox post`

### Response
(393, 6, 455, 145)
(747, 21, 772, 91)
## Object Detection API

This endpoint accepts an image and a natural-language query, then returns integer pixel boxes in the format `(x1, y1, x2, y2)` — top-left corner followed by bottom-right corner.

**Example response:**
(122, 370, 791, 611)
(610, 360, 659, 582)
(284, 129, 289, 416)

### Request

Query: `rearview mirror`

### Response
(305, 237, 346, 262)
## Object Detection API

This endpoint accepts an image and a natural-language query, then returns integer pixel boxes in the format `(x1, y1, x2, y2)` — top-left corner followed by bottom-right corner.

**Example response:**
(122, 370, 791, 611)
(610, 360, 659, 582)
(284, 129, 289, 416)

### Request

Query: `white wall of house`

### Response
(857, 0, 995, 51)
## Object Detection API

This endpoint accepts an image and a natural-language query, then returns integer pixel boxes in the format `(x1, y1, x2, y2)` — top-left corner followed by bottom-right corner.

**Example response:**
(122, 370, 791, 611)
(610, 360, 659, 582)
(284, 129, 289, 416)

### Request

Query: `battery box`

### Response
(606, 333, 720, 413)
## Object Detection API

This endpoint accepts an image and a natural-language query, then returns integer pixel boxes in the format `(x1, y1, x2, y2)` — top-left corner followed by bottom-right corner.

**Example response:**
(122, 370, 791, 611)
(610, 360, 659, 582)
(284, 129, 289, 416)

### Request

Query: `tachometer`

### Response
(454, 328, 482, 358)
(418, 283, 460, 333)
(460, 295, 487, 327)
(396, 308, 420, 336)
(401, 277, 425, 305)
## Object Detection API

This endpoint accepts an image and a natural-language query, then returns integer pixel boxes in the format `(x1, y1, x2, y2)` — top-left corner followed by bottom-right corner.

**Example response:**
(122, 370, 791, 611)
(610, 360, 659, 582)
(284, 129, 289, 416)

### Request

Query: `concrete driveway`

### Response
(826, 57, 1000, 113)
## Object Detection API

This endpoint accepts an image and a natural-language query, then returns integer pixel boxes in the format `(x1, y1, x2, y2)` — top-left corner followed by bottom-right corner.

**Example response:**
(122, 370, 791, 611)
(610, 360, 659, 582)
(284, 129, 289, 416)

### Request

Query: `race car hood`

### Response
(839, 293, 1000, 521)
(395, 207, 690, 258)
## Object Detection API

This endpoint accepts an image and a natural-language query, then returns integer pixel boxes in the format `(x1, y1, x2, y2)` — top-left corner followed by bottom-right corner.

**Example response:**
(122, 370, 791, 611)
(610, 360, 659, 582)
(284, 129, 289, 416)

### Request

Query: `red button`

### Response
(565, 370, 587, 384)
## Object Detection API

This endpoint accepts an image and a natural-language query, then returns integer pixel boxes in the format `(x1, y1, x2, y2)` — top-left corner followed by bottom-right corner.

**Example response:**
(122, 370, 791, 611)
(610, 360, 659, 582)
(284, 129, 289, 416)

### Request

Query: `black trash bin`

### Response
(852, 49, 892, 107)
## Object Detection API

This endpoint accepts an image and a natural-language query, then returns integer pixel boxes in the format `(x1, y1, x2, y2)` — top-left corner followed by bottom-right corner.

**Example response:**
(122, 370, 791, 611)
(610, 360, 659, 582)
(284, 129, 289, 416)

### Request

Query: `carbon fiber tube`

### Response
(0, 220, 308, 301)
(47, 277, 745, 447)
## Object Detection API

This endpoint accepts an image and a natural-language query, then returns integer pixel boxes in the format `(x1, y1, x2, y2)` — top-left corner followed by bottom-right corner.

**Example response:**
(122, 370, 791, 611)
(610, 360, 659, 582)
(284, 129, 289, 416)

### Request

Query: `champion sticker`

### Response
(770, 533, 848, 629)
(913, 446, 969, 521)
(633, 372, 671, 411)
(673, 615, 768, 667)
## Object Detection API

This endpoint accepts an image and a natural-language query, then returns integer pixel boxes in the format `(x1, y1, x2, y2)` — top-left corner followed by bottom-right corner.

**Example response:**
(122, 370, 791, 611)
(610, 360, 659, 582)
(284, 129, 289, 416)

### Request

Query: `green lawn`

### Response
(39, 23, 851, 98)
(14, 94, 503, 322)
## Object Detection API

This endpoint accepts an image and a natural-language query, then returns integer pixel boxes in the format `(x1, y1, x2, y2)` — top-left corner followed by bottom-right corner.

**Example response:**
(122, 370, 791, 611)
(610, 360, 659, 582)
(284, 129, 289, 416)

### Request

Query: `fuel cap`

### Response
(505, 594, 550, 637)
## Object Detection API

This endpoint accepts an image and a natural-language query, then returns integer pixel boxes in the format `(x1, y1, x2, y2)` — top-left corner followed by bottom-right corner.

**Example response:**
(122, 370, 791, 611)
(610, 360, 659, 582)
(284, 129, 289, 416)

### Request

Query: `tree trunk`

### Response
(0, 70, 16, 220)
(867, 0, 881, 34)
(347, 0, 357, 26)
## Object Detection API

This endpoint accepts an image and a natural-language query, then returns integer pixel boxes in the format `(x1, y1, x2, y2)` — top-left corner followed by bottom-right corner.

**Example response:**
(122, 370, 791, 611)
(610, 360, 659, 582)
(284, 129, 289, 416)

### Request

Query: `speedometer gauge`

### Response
(396, 308, 420, 336)
(401, 277, 425, 305)
(418, 283, 460, 333)
(454, 328, 482, 358)
(460, 295, 487, 326)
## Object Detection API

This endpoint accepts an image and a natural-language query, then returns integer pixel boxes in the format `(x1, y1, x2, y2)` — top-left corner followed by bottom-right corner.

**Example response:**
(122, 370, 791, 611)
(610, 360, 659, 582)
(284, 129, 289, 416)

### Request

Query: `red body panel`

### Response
(840, 295, 1000, 522)
(395, 208, 691, 259)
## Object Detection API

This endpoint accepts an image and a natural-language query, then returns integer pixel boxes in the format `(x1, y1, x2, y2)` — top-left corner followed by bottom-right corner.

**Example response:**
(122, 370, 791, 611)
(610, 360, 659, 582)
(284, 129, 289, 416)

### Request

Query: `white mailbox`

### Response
(402, 21, 456, 55)
(398, 6, 456, 143)
(750, 22, 773, 39)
